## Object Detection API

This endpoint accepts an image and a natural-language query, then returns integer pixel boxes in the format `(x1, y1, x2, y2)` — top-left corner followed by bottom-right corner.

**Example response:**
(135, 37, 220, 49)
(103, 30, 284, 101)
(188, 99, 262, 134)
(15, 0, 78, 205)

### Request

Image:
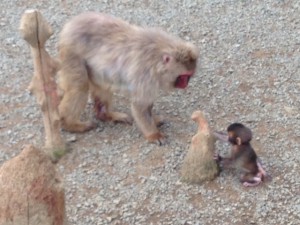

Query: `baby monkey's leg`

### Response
(240, 173, 262, 187)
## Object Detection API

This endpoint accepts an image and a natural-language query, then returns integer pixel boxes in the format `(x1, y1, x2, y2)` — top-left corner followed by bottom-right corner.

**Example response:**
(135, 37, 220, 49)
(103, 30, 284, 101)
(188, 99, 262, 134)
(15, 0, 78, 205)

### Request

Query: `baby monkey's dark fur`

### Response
(214, 123, 268, 187)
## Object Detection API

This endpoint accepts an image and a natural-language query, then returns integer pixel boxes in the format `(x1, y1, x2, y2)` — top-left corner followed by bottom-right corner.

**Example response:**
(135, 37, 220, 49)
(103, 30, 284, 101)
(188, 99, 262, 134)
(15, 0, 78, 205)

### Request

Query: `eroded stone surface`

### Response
(0, 145, 66, 225)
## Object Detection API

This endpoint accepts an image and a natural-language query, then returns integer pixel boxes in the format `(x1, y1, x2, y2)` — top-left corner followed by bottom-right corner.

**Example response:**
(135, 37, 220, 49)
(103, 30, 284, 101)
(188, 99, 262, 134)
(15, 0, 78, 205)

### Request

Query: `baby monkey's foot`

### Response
(242, 176, 262, 187)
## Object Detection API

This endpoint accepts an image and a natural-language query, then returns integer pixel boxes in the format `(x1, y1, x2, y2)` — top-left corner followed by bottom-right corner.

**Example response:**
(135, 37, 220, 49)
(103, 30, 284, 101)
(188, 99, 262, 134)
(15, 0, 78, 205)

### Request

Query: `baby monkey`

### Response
(214, 123, 268, 187)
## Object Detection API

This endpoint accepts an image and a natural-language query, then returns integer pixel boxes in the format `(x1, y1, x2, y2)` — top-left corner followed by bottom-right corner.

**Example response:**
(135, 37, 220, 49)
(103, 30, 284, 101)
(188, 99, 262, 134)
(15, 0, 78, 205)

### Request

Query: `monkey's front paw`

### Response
(213, 153, 222, 162)
(154, 115, 165, 127)
(146, 132, 166, 146)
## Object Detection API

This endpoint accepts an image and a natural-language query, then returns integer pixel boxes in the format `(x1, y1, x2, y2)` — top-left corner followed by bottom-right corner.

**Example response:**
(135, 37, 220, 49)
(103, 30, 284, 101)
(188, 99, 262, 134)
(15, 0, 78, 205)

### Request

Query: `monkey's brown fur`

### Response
(181, 111, 219, 184)
(58, 12, 198, 144)
(214, 123, 269, 187)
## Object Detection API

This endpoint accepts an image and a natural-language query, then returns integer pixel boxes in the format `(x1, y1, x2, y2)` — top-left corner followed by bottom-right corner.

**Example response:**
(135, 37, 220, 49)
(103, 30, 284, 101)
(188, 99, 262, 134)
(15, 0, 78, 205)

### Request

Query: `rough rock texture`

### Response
(0, 145, 66, 225)
(19, 10, 65, 157)
(181, 111, 219, 184)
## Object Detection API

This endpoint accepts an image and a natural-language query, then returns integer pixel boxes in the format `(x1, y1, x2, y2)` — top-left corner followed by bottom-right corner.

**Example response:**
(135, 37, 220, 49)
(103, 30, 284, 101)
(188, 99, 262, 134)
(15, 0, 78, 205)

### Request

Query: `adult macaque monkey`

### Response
(58, 12, 198, 145)
(214, 123, 270, 187)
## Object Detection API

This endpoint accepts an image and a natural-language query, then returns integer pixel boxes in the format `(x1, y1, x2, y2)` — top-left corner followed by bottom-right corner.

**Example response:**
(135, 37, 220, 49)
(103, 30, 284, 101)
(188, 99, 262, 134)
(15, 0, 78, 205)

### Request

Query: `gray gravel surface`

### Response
(0, 0, 299, 225)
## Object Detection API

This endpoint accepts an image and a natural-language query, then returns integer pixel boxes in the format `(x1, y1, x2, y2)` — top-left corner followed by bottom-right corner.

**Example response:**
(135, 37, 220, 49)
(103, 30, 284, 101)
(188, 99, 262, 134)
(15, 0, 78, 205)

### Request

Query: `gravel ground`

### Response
(0, 0, 300, 224)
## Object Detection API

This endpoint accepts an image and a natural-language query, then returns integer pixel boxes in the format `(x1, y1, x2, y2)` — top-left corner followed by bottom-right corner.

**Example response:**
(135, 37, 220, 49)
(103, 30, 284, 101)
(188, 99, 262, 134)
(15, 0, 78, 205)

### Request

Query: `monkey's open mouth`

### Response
(175, 74, 193, 89)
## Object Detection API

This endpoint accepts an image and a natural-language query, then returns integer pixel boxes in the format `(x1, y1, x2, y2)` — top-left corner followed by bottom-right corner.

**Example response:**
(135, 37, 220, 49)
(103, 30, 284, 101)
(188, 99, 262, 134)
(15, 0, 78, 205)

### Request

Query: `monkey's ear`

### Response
(236, 137, 242, 146)
(163, 54, 171, 64)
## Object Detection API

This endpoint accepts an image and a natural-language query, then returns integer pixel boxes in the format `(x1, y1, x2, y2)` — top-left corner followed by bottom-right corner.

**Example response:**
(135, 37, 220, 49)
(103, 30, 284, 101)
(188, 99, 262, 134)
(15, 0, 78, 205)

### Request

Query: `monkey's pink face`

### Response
(161, 51, 197, 91)
(174, 70, 195, 89)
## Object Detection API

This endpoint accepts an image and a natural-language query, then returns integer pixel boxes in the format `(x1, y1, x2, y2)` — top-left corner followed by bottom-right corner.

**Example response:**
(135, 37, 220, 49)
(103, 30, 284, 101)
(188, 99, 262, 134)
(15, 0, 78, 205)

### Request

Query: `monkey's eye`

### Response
(163, 54, 172, 64)
(228, 137, 237, 145)
(189, 58, 195, 63)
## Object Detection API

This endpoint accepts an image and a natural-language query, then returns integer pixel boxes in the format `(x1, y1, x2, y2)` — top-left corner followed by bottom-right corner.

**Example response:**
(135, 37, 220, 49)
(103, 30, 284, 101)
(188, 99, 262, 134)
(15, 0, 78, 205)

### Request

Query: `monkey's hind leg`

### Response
(240, 173, 262, 187)
(91, 84, 133, 124)
(58, 59, 95, 133)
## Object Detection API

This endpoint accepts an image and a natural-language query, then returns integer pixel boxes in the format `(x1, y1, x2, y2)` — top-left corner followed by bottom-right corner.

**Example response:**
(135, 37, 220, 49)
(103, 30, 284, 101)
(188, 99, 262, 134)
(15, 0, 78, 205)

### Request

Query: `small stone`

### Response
(67, 135, 77, 142)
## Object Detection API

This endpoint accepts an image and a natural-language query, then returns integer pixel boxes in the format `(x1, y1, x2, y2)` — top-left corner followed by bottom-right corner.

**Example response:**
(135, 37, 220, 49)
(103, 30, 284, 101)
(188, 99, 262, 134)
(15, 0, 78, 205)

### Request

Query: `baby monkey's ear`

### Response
(236, 137, 242, 146)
